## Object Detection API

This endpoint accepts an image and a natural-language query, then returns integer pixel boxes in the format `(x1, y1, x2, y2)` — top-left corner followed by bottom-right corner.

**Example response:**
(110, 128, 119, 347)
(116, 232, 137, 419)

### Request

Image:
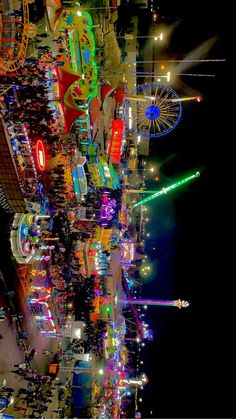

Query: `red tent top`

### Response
(100, 84, 115, 102)
(60, 102, 83, 133)
(112, 86, 125, 103)
(101, 84, 125, 104)
(55, 66, 80, 101)
(54, 66, 84, 132)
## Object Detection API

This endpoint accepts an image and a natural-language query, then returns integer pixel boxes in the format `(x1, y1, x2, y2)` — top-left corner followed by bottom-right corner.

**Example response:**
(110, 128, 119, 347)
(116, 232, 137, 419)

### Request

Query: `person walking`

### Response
(12, 362, 27, 369)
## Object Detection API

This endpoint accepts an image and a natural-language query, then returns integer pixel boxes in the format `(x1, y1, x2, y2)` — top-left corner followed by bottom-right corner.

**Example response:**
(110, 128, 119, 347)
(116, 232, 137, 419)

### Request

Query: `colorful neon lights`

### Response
(36, 140, 46, 171)
(68, 30, 78, 72)
(73, 164, 88, 198)
(117, 298, 190, 308)
(100, 194, 117, 224)
(133, 171, 200, 208)
(83, 12, 98, 101)
(29, 300, 57, 334)
(65, 10, 98, 102)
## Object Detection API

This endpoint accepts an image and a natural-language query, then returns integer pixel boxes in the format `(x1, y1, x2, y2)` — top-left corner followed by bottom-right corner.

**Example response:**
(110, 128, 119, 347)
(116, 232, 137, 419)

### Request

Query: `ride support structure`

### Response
(0, 0, 30, 74)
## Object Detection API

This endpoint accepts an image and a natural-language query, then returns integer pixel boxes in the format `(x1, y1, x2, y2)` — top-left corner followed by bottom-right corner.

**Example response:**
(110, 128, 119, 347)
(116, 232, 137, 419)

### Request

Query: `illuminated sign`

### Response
(100, 193, 117, 226)
(36, 140, 46, 171)
(108, 120, 124, 164)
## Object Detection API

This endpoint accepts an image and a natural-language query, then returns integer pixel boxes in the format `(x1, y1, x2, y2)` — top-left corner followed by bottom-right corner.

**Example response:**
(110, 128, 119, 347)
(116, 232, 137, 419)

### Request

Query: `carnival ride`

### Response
(129, 171, 200, 209)
(121, 274, 145, 339)
(44, 8, 99, 133)
(10, 213, 50, 264)
(0, 0, 31, 74)
(6, 119, 39, 197)
(54, 10, 98, 110)
(45, 0, 63, 33)
(103, 291, 189, 341)
(125, 83, 182, 138)
(118, 298, 189, 308)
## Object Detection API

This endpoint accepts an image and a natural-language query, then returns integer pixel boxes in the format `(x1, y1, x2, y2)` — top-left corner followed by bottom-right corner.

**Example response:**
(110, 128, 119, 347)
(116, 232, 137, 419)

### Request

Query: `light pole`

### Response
(134, 59, 226, 64)
(152, 24, 156, 83)
(117, 33, 164, 41)
(135, 167, 155, 172)
(76, 3, 118, 11)
(59, 366, 104, 378)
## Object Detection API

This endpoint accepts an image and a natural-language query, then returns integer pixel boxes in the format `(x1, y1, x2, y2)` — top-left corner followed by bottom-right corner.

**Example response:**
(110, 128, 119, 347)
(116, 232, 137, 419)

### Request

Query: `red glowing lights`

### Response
(108, 120, 124, 164)
(36, 140, 46, 171)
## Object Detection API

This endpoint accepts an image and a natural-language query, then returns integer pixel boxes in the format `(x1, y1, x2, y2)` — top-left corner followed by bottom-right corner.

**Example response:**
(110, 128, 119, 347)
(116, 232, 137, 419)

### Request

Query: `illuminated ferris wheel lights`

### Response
(127, 83, 182, 138)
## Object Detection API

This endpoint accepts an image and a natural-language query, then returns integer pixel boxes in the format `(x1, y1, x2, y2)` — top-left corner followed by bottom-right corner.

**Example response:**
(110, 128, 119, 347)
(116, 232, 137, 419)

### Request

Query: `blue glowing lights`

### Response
(145, 105, 161, 120)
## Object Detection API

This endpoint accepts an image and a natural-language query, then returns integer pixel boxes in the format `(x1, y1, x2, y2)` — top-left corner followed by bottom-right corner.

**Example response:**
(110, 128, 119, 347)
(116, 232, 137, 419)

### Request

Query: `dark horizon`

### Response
(130, 1, 232, 418)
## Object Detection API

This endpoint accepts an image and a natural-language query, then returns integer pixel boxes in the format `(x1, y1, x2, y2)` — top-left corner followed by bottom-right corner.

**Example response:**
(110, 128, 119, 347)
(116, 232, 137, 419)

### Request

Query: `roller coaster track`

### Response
(0, 0, 30, 74)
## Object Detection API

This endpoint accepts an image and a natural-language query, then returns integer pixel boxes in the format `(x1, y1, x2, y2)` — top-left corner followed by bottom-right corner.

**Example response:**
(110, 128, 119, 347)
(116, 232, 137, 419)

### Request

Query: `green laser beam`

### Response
(133, 171, 200, 208)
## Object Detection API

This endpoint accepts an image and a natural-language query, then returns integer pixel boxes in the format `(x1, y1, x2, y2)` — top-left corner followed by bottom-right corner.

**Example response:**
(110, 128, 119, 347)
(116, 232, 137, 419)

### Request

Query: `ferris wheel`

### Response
(125, 83, 182, 138)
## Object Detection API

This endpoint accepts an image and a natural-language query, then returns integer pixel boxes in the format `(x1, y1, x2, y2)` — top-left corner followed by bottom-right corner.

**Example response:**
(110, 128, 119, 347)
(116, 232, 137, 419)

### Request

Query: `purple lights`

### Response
(100, 193, 117, 226)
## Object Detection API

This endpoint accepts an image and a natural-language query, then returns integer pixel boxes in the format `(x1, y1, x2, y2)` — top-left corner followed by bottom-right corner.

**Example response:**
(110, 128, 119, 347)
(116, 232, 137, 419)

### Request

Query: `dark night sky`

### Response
(135, 1, 233, 418)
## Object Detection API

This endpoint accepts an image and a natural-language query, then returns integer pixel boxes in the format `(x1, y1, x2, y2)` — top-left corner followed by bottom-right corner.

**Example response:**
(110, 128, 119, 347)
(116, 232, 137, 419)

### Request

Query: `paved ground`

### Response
(1, 332, 73, 418)
(0, 264, 61, 417)
(0, 317, 26, 392)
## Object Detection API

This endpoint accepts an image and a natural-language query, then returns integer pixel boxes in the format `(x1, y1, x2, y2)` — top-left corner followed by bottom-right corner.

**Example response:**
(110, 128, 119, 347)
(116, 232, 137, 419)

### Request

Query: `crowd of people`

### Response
(0, 2, 130, 417)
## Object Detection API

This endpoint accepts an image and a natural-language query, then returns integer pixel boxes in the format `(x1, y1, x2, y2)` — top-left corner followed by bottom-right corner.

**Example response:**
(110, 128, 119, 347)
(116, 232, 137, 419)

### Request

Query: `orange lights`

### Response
(48, 363, 59, 374)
